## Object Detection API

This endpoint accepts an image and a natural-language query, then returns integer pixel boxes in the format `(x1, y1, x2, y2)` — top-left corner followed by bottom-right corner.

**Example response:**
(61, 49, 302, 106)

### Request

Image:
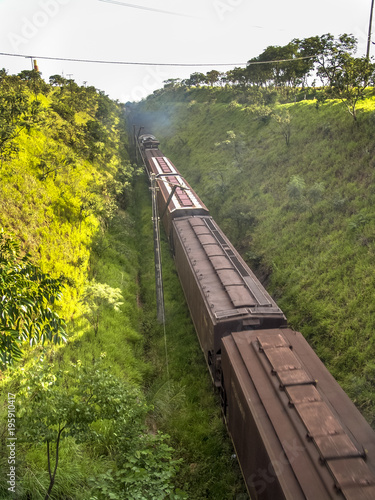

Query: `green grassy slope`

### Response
(0, 76, 247, 499)
(132, 89, 375, 425)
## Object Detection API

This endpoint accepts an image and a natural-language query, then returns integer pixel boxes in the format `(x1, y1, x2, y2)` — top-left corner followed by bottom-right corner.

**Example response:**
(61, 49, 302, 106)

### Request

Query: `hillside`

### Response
(1, 66, 375, 498)
(131, 85, 375, 425)
(0, 72, 247, 500)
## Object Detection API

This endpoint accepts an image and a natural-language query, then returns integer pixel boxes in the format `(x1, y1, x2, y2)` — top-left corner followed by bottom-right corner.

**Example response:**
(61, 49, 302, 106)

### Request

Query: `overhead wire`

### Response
(98, 0, 199, 19)
(0, 52, 316, 67)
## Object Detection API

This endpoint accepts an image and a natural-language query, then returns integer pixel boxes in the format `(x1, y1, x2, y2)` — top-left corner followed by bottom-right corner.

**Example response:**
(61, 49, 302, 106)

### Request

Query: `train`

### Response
(136, 131, 375, 500)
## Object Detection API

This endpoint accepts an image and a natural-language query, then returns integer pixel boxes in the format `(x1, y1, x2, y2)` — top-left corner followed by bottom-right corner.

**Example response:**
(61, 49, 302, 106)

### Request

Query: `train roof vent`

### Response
(254, 330, 375, 499)
(189, 218, 278, 309)
(152, 157, 174, 174)
(214, 308, 249, 320)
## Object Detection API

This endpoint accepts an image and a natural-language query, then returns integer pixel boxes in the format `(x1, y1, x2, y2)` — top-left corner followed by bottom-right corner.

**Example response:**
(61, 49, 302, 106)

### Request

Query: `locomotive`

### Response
(136, 131, 375, 500)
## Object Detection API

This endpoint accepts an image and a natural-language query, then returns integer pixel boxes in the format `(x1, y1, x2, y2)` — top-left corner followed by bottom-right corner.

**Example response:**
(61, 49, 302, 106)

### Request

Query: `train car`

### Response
(137, 131, 210, 237)
(221, 328, 375, 500)
(171, 215, 287, 383)
(138, 133, 160, 151)
(144, 149, 179, 178)
(155, 174, 209, 238)
(137, 133, 178, 178)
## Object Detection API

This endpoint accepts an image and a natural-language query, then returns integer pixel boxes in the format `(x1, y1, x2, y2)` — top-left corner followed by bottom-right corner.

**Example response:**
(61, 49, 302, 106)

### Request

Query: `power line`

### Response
(98, 0, 198, 19)
(0, 52, 316, 68)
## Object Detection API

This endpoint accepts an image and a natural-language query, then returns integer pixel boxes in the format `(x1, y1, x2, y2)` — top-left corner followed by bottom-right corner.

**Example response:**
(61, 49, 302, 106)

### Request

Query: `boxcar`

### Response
(143, 149, 179, 178)
(221, 328, 375, 500)
(155, 175, 209, 239)
(171, 216, 287, 383)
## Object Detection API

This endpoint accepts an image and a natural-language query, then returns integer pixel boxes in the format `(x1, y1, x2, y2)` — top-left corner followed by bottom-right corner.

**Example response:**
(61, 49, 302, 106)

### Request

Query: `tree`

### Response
(325, 55, 375, 121)
(18, 69, 49, 95)
(226, 67, 249, 87)
(17, 361, 184, 500)
(49, 74, 68, 87)
(205, 70, 221, 86)
(81, 280, 123, 335)
(297, 33, 375, 120)
(17, 362, 147, 499)
(0, 229, 67, 368)
(297, 33, 358, 87)
(183, 72, 206, 87)
(247, 42, 314, 89)
(163, 78, 182, 89)
(215, 130, 246, 165)
(272, 108, 292, 145)
(0, 79, 42, 162)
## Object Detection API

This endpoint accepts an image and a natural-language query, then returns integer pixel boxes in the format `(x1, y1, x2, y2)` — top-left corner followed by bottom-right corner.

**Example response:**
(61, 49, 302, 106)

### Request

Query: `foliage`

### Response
(295, 33, 375, 120)
(16, 360, 180, 500)
(145, 31, 375, 124)
(133, 86, 375, 428)
(0, 75, 42, 161)
(287, 175, 306, 201)
(272, 108, 291, 145)
(81, 280, 123, 335)
(0, 69, 194, 500)
(0, 229, 67, 368)
(325, 55, 375, 120)
(88, 432, 187, 500)
(0, 70, 131, 327)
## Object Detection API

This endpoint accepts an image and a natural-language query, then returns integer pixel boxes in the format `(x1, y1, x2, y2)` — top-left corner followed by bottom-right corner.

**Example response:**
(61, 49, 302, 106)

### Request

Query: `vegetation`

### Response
(1, 27, 375, 498)
(0, 69, 246, 498)
(0, 229, 67, 368)
(131, 62, 375, 427)
(162, 33, 375, 122)
(0, 70, 176, 498)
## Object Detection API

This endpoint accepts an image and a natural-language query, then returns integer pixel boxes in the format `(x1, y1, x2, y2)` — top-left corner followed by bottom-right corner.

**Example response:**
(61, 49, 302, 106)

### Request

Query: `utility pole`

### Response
(367, 0, 375, 60)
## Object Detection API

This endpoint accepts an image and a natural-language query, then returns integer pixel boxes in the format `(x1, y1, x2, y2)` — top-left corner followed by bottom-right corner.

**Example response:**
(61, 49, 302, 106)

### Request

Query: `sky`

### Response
(0, 0, 373, 103)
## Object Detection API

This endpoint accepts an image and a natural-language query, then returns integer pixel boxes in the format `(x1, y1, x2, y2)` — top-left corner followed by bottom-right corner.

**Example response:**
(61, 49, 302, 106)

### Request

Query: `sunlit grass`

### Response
(136, 91, 375, 426)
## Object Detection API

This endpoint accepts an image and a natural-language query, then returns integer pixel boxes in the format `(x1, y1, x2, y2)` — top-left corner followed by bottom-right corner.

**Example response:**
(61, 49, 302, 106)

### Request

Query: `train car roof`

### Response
(139, 134, 158, 141)
(173, 216, 285, 324)
(144, 150, 179, 175)
(157, 175, 208, 214)
(222, 328, 375, 500)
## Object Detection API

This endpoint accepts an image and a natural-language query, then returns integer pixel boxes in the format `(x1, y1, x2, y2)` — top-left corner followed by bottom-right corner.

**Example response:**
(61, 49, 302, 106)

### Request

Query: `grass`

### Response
(0, 205, 149, 499)
(133, 177, 249, 499)
(133, 89, 375, 426)
(0, 174, 249, 499)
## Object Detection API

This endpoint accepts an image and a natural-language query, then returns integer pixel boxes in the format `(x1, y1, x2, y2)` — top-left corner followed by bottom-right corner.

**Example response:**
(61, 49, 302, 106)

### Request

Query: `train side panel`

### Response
(222, 328, 375, 500)
(172, 216, 286, 381)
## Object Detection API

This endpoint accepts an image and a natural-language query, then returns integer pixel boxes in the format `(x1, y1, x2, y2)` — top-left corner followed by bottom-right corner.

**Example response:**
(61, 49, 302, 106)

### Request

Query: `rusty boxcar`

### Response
(137, 133, 209, 237)
(171, 216, 286, 383)
(221, 328, 375, 500)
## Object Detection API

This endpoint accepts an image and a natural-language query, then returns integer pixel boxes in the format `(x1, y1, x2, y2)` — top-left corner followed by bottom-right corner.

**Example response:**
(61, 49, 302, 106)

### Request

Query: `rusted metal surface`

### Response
(149, 154, 178, 176)
(155, 175, 209, 238)
(172, 216, 286, 381)
(221, 328, 375, 499)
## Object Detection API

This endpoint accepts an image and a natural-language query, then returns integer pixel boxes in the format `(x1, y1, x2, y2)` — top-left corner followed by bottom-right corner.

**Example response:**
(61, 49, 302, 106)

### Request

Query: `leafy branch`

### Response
(0, 229, 67, 368)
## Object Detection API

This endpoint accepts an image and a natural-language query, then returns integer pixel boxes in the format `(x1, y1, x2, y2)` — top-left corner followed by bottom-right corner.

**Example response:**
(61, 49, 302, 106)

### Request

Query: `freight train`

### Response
(136, 131, 375, 500)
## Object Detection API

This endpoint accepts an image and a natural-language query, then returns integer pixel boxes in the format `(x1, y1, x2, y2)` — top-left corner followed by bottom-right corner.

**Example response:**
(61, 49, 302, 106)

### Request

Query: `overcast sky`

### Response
(0, 0, 373, 102)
